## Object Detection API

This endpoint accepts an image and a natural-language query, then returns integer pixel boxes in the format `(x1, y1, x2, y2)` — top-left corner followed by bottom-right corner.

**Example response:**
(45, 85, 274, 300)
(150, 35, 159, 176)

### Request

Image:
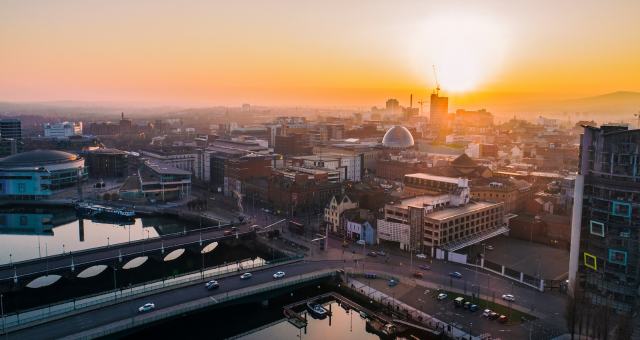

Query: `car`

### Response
(240, 272, 252, 280)
(463, 301, 472, 309)
(498, 315, 508, 324)
(376, 251, 386, 256)
(415, 253, 427, 259)
(224, 230, 232, 236)
(437, 293, 448, 300)
(250, 224, 260, 231)
(231, 226, 238, 231)
(205, 280, 219, 290)
(357, 239, 366, 245)
(367, 251, 378, 257)
(489, 312, 500, 320)
(502, 294, 516, 302)
(138, 303, 155, 313)
(449, 272, 463, 279)
(482, 309, 492, 317)
(413, 271, 423, 278)
(388, 279, 398, 287)
(364, 273, 377, 279)
(485, 245, 495, 250)
(469, 304, 479, 312)
(273, 271, 285, 279)
(418, 264, 431, 270)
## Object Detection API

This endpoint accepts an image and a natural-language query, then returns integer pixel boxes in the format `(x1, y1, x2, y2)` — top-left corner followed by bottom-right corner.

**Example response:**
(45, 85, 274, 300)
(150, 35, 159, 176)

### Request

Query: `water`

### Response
(240, 301, 380, 340)
(0, 206, 197, 264)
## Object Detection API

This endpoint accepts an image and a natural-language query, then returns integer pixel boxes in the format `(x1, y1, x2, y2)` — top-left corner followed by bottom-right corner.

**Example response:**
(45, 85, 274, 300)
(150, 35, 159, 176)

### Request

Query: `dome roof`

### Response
(451, 154, 478, 168)
(0, 150, 80, 167)
(382, 125, 414, 149)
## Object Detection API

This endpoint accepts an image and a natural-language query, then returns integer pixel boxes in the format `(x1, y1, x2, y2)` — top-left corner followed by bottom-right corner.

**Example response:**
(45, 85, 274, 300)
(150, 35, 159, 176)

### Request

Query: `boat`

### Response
(76, 203, 135, 220)
(306, 302, 328, 318)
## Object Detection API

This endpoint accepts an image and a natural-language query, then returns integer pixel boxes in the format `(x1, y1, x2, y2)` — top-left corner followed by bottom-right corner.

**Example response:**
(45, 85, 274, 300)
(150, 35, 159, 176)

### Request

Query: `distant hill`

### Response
(559, 91, 640, 113)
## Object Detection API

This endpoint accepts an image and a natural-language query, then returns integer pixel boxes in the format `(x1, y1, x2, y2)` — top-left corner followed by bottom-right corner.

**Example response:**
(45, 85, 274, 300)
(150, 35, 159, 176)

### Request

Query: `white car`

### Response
(205, 280, 219, 290)
(482, 309, 492, 317)
(273, 271, 286, 279)
(485, 245, 495, 250)
(138, 303, 155, 313)
(416, 253, 427, 259)
(502, 294, 516, 302)
(240, 272, 252, 280)
(437, 293, 448, 300)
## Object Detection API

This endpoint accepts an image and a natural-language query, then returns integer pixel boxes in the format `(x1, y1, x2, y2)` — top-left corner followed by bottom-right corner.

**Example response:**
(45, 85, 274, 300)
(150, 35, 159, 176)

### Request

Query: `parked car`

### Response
(469, 304, 479, 312)
(437, 293, 448, 300)
(489, 312, 500, 320)
(413, 271, 423, 278)
(138, 303, 155, 313)
(205, 280, 219, 290)
(418, 264, 431, 270)
(498, 315, 508, 324)
(367, 251, 378, 257)
(449, 272, 463, 279)
(454, 297, 465, 307)
(416, 253, 427, 259)
(364, 273, 377, 279)
(388, 279, 398, 287)
(463, 301, 472, 309)
(501, 294, 516, 302)
(273, 271, 286, 279)
(357, 239, 366, 245)
(376, 251, 386, 256)
(485, 245, 495, 250)
(240, 272, 252, 280)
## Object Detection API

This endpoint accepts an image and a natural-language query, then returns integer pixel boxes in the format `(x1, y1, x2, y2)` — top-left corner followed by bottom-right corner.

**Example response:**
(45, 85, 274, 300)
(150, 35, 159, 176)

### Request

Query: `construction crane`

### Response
(432, 64, 440, 95)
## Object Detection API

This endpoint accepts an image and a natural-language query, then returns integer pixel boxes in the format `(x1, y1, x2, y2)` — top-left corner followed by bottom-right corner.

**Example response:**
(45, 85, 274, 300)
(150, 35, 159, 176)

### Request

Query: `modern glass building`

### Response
(569, 125, 640, 314)
(0, 150, 88, 200)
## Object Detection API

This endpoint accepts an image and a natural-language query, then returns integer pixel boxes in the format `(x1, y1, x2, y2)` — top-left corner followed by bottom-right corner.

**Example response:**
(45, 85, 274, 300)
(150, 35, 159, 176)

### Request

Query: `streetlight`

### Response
(1, 294, 5, 336)
(107, 237, 110, 247)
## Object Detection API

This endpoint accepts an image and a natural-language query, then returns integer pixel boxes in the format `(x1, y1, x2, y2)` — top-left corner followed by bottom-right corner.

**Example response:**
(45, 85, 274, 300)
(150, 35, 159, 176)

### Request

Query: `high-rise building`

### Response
(429, 93, 448, 135)
(385, 98, 400, 115)
(0, 119, 22, 157)
(569, 125, 640, 314)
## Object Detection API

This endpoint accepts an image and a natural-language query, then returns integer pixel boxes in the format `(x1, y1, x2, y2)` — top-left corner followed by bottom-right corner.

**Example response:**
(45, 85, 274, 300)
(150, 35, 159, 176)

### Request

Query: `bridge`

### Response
(0, 219, 286, 287)
(1, 260, 340, 339)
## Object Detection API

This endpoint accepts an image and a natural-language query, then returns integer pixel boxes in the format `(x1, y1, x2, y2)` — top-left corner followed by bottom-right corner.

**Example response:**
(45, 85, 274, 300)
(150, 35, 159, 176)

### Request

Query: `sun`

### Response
(408, 11, 509, 93)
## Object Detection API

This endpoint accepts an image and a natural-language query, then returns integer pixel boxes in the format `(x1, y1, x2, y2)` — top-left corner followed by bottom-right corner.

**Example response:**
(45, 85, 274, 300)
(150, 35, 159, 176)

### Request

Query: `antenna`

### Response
(432, 65, 440, 95)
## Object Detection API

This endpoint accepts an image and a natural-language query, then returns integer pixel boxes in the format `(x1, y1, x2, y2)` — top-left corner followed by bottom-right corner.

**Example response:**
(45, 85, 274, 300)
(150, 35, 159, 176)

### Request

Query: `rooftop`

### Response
(405, 173, 462, 184)
(144, 160, 191, 175)
(0, 150, 80, 167)
(425, 201, 501, 221)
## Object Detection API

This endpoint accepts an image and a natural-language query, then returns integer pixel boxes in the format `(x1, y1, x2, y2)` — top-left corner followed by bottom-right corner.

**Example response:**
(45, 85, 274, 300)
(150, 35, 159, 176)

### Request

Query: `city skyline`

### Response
(2, 0, 639, 107)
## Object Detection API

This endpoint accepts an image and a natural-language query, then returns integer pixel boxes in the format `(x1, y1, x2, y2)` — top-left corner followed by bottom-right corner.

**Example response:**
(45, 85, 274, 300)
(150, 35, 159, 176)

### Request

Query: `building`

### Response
(378, 173, 505, 254)
(267, 169, 341, 214)
(569, 125, 640, 315)
(0, 150, 87, 200)
(44, 122, 83, 138)
(140, 148, 197, 174)
(223, 155, 273, 197)
(324, 194, 358, 233)
(341, 208, 377, 245)
(0, 119, 22, 157)
(274, 134, 313, 156)
(84, 148, 128, 178)
(120, 160, 191, 202)
(290, 153, 363, 182)
(429, 93, 448, 134)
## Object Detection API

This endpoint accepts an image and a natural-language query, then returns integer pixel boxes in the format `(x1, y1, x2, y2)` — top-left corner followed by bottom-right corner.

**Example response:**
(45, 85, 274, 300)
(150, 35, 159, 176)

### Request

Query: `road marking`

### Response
(209, 296, 218, 303)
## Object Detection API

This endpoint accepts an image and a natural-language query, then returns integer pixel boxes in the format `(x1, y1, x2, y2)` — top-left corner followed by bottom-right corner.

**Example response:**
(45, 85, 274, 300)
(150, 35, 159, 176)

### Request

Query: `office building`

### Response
(44, 121, 83, 138)
(569, 125, 640, 314)
(0, 119, 22, 157)
(429, 93, 448, 135)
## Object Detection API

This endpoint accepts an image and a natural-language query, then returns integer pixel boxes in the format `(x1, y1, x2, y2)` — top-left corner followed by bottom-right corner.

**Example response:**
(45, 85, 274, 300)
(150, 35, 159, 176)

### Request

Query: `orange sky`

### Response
(1, 0, 639, 108)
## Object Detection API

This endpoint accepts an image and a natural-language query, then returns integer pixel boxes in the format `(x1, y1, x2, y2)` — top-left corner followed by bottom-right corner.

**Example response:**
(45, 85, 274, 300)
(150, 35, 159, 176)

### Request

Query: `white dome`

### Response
(382, 125, 414, 149)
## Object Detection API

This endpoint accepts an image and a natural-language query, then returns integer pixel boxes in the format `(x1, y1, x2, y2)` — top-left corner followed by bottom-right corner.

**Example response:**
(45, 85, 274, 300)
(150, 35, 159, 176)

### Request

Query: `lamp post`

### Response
(1, 294, 5, 336)
(107, 237, 110, 247)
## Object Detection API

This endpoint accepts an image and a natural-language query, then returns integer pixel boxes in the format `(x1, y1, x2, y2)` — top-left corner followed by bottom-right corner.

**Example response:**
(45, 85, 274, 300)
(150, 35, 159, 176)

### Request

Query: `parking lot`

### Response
(365, 278, 530, 339)
(465, 235, 569, 280)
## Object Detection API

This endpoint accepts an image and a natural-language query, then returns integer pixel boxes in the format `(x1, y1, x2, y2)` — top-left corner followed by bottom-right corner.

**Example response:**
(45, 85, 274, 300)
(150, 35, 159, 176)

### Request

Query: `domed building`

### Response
(0, 150, 87, 200)
(382, 125, 415, 149)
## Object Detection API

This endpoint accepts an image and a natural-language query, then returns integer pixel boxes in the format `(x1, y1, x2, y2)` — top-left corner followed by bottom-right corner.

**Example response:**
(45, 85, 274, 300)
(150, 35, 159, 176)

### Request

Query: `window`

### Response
(583, 252, 598, 271)
(17, 183, 26, 193)
(608, 249, 627, 266)
(589, 220, 605, 237)
(612, 201, 631, 218)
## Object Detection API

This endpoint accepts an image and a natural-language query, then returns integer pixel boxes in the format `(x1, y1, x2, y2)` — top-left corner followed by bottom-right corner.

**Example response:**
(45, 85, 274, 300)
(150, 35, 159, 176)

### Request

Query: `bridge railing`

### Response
(72, 270, 335, 339)
(1, 255, 304, 331)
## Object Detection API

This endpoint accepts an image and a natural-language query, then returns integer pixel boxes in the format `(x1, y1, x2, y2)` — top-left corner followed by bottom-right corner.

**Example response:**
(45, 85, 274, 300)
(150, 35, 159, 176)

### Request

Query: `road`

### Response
(5, 260, 342, 340)
(0, 224, 253, 282)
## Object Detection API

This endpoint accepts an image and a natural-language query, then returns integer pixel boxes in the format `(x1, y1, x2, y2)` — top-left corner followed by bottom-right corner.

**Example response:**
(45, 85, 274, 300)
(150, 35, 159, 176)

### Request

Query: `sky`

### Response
(1, 0, 639, 108)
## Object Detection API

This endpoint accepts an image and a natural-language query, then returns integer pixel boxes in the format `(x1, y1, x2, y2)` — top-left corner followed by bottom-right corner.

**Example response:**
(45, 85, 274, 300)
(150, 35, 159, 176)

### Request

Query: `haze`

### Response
(1, 0, 639, 107)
